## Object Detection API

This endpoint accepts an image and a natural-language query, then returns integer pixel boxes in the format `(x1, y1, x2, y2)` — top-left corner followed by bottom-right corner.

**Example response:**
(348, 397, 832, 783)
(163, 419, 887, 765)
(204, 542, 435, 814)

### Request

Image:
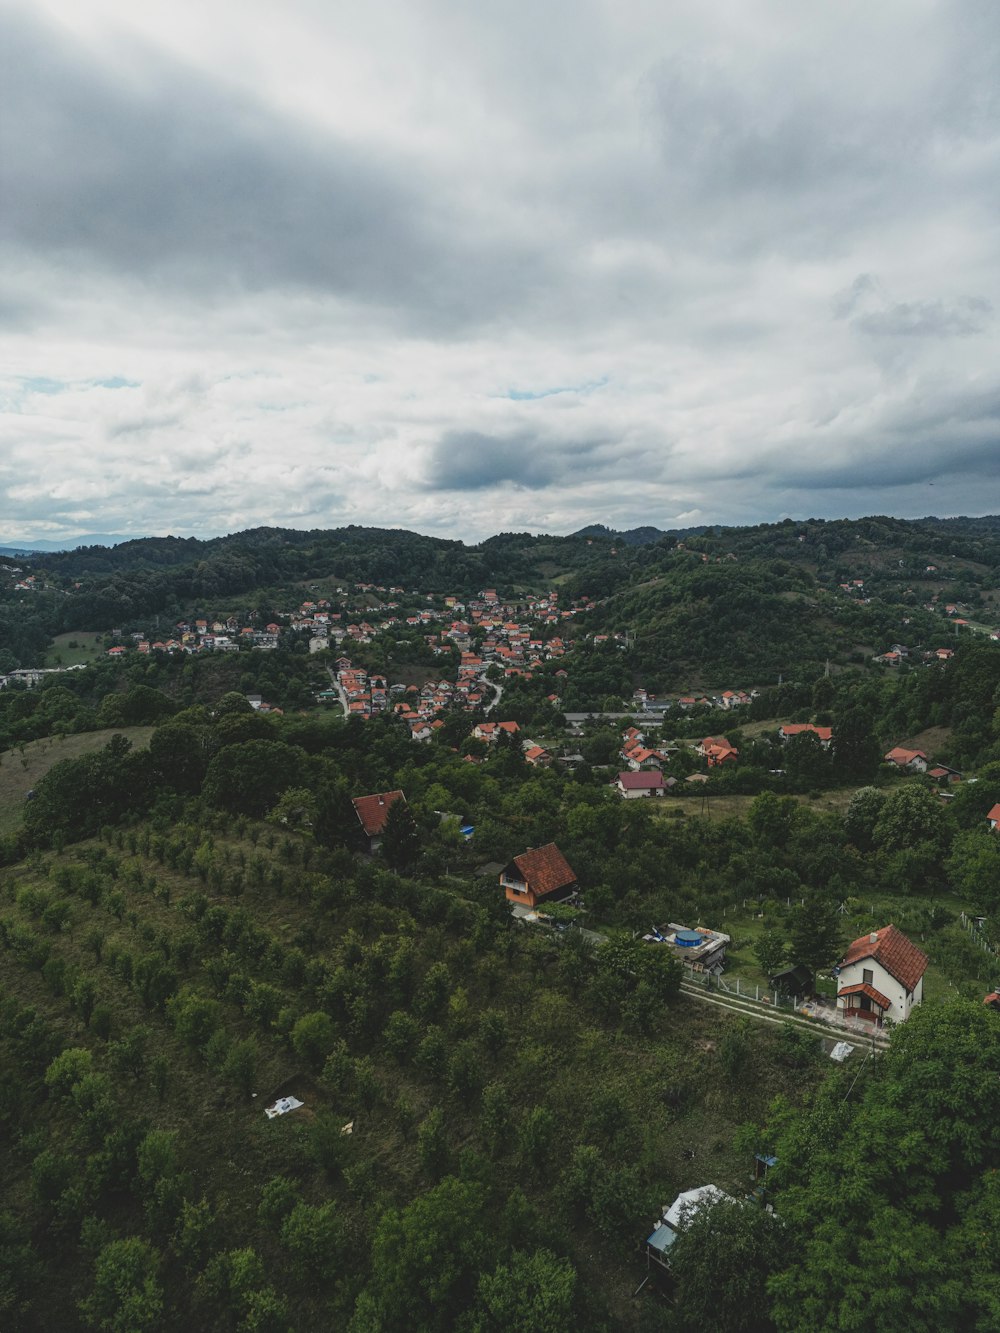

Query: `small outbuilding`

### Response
(769, 964, 813, 997)
(645, 1185, 733, 1271)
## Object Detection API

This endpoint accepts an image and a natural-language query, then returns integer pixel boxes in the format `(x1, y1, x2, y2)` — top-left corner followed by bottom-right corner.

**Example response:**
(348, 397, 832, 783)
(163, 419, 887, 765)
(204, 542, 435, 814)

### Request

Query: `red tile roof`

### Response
(841, 924, 928, 992)
(884, 746, 927, 765)
(510, 843, 577, 896)
(618, 771, 665, 790)
(352, 790, 405, 837)
(987, 804, 1000, 825)
(781, 723, 833, 742)
(838, 982, 891, 1009)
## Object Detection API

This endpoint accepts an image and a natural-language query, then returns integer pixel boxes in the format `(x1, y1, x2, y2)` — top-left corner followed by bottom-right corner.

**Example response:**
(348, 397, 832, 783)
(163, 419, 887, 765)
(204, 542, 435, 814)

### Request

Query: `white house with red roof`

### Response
(836, 924, 928, 1026)
(697, 736, 739, 766)
(884, 746, 929, 772)
(616, 771, 667, 798)
(779, 723, 833, 747)
(987, 804, 1000, 832)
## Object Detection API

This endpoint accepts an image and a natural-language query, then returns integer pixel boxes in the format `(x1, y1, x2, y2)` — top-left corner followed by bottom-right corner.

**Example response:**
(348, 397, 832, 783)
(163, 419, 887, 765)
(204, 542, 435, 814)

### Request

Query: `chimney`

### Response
(870, 932, 878, 943)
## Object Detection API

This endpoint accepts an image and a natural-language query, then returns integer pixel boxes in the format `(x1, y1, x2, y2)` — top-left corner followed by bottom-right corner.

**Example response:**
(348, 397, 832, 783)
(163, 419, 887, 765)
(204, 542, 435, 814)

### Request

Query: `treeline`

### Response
(7, 511, 1000, 677)
(6, 527, 605, 650)
(0, 646, 327, 752)
(11, 656, 1000, 922)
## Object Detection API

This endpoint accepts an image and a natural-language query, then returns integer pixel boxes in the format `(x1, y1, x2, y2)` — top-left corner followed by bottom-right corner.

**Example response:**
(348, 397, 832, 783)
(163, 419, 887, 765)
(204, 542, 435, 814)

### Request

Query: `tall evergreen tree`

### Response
(788, 894, 843, 991)
(381, 797, 420, 872)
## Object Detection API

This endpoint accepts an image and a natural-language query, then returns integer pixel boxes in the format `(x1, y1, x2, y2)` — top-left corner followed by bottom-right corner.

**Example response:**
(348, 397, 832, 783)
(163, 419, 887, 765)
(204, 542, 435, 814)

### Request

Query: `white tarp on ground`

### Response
(664, 1184, 731, 1229)
(264, 1096, 304, 1119)
(830, 1041, 854, 1062)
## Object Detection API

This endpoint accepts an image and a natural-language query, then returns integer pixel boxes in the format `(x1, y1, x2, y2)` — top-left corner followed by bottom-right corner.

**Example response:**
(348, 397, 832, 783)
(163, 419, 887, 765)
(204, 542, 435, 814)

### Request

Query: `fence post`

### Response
(755, 984, 759, 1001)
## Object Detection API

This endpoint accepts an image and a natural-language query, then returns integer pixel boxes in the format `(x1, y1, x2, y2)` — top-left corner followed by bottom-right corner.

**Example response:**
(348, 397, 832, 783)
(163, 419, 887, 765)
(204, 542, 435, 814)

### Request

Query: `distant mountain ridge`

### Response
(572, 522, 708, 546)
(5, 515, 999, 559)
(0, 533, 140, 555)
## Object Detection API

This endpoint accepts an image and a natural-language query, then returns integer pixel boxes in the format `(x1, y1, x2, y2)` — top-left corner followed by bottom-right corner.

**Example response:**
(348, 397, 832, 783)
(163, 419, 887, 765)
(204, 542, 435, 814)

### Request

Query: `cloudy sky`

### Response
(2, 0, 999, 544)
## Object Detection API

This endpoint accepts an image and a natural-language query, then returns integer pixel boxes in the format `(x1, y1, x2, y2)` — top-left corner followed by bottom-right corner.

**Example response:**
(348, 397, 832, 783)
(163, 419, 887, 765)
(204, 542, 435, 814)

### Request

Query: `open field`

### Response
(655, 787, 859, 822)
(0, 727, 155, 834)
(42, 632, 106, 667)
(900, 725, 953, 756)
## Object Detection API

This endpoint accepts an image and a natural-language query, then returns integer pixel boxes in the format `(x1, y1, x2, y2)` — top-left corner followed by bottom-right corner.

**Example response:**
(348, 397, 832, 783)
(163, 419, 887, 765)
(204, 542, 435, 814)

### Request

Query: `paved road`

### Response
(484, 680, 503, 716)
(325, 666, 349, 718)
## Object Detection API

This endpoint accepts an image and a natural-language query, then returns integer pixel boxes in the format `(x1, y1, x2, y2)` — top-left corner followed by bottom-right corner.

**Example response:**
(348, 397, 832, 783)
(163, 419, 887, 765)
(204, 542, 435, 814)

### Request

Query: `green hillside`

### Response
(1, 518, 999, 1328)
(0, 729, 155, 835)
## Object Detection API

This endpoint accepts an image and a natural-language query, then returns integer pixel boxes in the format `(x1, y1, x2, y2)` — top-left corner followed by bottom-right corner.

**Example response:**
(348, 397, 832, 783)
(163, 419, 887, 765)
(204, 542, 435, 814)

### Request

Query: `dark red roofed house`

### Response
(987, 804, 1000, 832)
(500, 843, 577, 909)
(352, 790, 406, 853)
(617, 771, 666, 798)
(836, 924, 928, 1026)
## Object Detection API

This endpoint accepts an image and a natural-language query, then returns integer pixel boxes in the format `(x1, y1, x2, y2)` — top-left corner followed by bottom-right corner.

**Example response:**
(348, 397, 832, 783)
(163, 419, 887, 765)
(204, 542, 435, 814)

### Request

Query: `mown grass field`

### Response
(42, 632, 107, 667)
(0, 728, 155, 835)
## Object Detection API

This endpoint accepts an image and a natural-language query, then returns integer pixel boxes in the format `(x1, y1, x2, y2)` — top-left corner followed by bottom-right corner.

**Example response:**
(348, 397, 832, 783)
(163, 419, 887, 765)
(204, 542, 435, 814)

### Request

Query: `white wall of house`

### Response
(838, 957, 922, 1023)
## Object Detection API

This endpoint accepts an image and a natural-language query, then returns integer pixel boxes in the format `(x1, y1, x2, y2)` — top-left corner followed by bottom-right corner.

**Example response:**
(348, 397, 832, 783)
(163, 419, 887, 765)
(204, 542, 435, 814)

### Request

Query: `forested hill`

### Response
(3, 514, 1000, 678)
(1, 527, 599, 649)
(565, 514, 1000, 685)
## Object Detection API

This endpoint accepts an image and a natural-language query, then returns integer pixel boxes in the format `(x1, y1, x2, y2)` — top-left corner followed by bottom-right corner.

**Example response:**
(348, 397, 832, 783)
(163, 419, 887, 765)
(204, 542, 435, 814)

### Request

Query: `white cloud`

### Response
(1, 0, 999, 544)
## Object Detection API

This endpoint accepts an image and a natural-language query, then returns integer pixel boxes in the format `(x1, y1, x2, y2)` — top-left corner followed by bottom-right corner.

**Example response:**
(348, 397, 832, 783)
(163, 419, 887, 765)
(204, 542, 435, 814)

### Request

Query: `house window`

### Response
(862, 968, 873, 986)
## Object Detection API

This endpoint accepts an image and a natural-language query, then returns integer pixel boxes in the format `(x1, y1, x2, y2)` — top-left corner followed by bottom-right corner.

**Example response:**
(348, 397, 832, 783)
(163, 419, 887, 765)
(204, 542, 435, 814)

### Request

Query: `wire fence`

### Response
(960, 912, 999, 968)
(681, 964, 886, 1039)
(681, 964, 813, 1013)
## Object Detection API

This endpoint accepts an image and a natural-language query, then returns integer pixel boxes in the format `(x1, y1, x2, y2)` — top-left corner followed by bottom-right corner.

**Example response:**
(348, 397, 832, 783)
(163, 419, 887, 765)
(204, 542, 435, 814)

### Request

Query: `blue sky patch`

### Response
(506, 377, 608, 401)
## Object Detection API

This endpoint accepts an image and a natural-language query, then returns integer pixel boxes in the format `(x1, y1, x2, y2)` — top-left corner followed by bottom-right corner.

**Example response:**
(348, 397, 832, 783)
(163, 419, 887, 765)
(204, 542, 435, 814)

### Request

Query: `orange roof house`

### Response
(779, 723, 833, 747)
(500, 843, 577, 909)
(884, 747, 929, 771)
(836, 924, 928, 1025)
(987, 803, 1000, 832)
(352, 790, 406, 851)
(698, 736, 739, 766)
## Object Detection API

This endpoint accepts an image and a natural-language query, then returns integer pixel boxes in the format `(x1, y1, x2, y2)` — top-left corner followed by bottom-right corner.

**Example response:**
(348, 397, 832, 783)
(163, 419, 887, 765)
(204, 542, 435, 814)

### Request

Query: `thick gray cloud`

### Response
(835, 275, 993, 338)
(0, 11, 562, 333)
(422, 431, 638, 491)
(1, 0, 999, 544)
